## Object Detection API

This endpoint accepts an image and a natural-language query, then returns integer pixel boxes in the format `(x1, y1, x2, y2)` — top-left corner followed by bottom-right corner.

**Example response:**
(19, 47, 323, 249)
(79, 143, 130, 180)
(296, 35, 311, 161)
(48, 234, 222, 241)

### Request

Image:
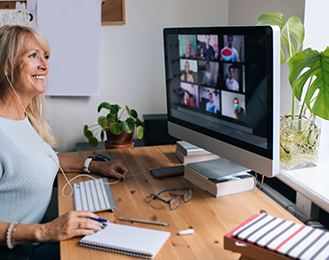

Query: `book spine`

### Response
(183, 167, 217, 196)
(184, 166, 255, 198)
(176, 148, 219, 164)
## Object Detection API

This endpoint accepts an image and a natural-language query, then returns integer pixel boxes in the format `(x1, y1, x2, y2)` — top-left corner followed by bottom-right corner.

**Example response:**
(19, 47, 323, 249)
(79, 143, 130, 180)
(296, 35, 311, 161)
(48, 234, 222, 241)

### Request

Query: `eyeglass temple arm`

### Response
(149, 193, 168, 203)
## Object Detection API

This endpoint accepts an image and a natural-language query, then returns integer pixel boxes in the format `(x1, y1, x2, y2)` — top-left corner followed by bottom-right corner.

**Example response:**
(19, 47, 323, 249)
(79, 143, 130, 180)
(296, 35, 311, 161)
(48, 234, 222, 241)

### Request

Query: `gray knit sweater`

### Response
(0, 116, 58, 224)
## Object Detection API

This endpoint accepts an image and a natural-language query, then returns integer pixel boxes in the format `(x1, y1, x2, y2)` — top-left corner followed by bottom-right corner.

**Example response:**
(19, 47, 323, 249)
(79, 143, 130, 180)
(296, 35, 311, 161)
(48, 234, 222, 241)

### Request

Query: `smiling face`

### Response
(12, 34, 49, 99)
(184, 61, 190, 73)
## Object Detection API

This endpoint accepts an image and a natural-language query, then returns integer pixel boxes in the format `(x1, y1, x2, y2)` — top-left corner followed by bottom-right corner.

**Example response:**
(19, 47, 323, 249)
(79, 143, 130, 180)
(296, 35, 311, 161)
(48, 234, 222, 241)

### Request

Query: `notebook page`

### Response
(80, 223, 170, 257)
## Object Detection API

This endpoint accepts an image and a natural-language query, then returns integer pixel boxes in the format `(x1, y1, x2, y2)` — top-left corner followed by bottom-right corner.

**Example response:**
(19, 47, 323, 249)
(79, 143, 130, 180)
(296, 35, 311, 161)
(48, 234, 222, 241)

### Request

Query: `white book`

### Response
(176, 141, 212, 156)
(175, 148, 220, 164)
(79, 223, 170, 259)
(184, 158, 255, 198)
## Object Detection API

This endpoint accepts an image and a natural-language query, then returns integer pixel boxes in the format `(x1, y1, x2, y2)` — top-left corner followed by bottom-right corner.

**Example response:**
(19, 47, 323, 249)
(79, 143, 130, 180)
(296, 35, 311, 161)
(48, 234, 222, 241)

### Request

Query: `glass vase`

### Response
(280, 117, 321, 170)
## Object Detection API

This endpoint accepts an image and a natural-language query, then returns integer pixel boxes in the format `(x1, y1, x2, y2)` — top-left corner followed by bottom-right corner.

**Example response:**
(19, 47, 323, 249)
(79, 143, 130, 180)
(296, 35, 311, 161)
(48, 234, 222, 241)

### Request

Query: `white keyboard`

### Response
(73, 177, 117, 213)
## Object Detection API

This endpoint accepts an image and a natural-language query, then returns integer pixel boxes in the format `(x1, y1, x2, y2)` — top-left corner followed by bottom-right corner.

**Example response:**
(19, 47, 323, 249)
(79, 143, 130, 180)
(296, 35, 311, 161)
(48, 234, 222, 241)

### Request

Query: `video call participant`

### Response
(221, 35, 240, 62)
(183, 37, 196, 58)
(0, 25, 128, 259)
(182, 90, 196, 107)
(180, 61, 194, 83)
(226, 66, 239, 92)
(202, 62, 216, 87)
(233, 98, 245, 120)
(202, 35, 215, 60)
(206, 92, 216, 113)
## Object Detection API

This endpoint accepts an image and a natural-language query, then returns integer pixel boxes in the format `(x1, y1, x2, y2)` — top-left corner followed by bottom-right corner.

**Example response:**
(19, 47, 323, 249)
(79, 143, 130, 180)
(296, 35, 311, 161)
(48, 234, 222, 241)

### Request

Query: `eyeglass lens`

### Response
(169, 196, 181, 210)
(183, 189, 192, 202)
(169, 189, 192, 210)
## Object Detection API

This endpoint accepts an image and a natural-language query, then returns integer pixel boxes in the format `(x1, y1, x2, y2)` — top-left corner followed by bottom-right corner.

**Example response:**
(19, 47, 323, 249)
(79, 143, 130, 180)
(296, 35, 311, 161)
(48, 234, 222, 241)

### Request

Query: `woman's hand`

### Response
(36, 211, 106, 243)
(57, 154, 129, 180)
(90, 159, 128, 181)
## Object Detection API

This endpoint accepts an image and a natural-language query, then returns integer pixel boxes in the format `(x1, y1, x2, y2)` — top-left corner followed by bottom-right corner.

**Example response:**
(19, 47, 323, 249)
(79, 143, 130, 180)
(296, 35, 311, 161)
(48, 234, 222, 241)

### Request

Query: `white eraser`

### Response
(178, 229, 194, 235)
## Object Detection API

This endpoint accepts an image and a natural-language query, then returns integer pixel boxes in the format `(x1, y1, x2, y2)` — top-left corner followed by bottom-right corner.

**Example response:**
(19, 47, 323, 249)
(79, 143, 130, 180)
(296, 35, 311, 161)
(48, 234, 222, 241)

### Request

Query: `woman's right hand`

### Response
(36, 211, 106, 243)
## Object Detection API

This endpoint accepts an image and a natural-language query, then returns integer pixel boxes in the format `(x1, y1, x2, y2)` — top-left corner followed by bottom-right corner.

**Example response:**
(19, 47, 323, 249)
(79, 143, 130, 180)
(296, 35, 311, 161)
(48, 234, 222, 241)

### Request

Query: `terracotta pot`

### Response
(105, 128, 134, 149)
(104, 140, 135, 149)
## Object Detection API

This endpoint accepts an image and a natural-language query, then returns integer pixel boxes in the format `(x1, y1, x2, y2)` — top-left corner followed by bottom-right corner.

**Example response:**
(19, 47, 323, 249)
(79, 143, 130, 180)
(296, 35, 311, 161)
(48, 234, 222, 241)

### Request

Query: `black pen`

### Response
(89, 217, 109, 223)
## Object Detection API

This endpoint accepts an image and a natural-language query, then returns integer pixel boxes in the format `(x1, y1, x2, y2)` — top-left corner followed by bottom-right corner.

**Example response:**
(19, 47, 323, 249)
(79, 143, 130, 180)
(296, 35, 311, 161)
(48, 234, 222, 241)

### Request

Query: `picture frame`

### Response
(101, 0, 125, 25)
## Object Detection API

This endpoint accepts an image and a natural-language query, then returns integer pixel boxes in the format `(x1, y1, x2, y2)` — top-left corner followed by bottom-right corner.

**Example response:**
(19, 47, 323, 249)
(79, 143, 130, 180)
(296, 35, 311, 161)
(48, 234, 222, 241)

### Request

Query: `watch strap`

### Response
(83, 157, 93, 173)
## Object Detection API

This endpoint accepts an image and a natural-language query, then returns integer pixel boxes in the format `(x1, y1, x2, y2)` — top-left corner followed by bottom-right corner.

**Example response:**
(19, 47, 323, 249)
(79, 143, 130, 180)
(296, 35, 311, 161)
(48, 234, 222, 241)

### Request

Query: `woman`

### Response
(183, 37, 195, 58)
(180, 61, 194, 83)
(182, 90, 195, 107)
(0, 25, 128, 257)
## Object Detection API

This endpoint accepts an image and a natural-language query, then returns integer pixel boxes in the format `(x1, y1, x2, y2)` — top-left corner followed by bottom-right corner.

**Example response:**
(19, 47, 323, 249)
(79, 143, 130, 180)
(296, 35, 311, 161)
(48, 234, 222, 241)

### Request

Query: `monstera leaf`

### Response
(288, 47, 329, 120)
(257, 12, 304, 64)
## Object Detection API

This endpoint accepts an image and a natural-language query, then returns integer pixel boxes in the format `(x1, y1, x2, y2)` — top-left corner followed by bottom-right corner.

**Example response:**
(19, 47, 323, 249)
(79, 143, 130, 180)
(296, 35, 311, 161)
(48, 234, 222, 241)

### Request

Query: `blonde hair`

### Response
(0, 25, 60, 147)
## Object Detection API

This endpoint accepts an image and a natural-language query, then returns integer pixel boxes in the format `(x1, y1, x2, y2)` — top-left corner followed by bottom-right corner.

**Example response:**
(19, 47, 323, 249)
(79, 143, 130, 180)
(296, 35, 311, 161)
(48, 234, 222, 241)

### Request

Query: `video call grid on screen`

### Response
(164, 26, 275, 154)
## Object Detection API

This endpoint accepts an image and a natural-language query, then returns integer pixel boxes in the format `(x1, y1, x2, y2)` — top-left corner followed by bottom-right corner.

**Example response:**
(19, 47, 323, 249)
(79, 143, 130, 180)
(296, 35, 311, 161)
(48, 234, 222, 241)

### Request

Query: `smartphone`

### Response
(150, 165, 184, 178)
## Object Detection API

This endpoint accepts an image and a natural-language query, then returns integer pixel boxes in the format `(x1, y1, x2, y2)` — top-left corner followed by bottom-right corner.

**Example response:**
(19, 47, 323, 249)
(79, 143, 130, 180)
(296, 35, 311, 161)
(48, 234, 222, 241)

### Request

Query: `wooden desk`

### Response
(58, 145, 299, 260)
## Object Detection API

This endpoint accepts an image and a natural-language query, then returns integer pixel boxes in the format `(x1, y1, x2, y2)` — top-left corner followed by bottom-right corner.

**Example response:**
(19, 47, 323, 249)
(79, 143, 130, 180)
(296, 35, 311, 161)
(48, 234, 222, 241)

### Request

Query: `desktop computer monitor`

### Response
(163, 26, 280, 178)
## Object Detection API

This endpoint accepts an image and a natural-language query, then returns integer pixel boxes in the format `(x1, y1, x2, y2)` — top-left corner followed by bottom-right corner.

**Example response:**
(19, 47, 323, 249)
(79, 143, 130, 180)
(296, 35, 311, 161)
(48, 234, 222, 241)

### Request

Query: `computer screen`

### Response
(163, 26, 280, 177)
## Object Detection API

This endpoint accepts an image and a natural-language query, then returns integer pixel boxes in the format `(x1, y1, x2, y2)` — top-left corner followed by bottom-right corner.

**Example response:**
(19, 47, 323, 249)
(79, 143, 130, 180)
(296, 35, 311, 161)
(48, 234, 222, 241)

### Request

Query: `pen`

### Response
(119, 217, 169, 226)
(89, 217, 109, 223)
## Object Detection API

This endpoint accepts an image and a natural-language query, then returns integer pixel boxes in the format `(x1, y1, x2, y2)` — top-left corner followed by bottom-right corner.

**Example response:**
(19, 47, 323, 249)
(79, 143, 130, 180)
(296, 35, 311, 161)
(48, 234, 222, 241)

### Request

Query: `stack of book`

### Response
(184, 158, 256, 198)
(175, 141, 220, 164)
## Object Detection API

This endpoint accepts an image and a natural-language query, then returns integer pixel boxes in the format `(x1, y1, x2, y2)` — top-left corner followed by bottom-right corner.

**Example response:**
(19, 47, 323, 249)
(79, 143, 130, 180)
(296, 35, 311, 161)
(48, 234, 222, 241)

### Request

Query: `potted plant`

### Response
(257, 12, 329, 169)
(84, 102, 144, 148)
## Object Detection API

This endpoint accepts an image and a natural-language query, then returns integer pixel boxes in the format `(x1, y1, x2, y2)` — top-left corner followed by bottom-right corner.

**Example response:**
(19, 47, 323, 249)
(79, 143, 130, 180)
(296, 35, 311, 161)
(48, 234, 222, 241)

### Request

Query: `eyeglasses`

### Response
(146, 188, 192, 210)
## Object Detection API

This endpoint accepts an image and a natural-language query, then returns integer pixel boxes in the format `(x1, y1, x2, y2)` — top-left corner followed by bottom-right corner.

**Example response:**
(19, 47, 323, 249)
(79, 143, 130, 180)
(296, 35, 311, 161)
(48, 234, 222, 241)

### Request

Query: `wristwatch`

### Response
(83, 157, 93, 173)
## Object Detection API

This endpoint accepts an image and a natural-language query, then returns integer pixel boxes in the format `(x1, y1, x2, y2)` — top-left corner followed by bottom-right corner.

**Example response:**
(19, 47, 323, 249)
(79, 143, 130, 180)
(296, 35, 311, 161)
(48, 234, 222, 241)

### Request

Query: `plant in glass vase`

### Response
(84, 102, 144, 149)
(257, 12, 329, 169)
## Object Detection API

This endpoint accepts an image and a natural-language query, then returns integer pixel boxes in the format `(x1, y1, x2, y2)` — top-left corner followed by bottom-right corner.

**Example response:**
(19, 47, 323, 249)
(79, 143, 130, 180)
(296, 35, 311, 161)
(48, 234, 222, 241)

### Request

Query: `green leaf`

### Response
(136, 125, 144, 139)
(89, 137, 99, 148)
(97, 102, 111, 112)
(109, 122, 123, 135)
(106, 113, 116, 123)
(126, 105, 132, 118)
(100, 130, 105, 141)
(97, 116, 108, 127)
(257, 12, 304, 64)
(288, 47, 329, 120)
(83, 125, 89, 135)
(109, 104, 121, 115)
(130, 109, 138, 119)
(122, 118, 135, 133)
(135, 117, 144, 127)
(84, 129, 93, 139)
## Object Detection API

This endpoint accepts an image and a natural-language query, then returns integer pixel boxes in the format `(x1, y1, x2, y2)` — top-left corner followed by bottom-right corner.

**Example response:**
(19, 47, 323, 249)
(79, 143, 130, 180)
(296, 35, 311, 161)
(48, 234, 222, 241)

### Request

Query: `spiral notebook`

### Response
(79, 223, 171, 259)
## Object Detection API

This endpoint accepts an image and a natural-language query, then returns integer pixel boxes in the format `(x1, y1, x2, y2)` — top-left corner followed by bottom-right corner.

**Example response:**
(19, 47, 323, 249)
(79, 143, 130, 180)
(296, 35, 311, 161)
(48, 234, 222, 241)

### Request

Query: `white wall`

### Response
(47, 0, 305, 153)
(48, 0, 229, 152)
(228, 0, 305, 115)
(303, 0, 329, 148)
